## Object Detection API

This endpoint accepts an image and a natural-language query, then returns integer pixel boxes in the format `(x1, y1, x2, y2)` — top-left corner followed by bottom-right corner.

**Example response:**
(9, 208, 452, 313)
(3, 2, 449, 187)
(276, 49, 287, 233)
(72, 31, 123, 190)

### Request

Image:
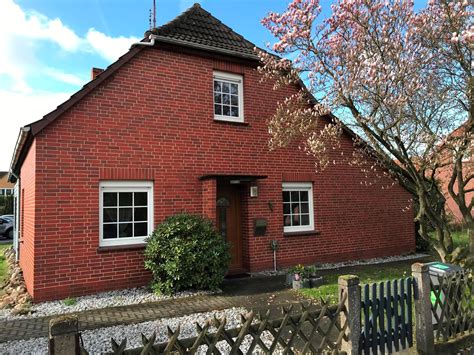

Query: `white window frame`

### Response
(282, 182, 314, 233)
(213, 71, 244, 123)
(99, 181, 154, 247)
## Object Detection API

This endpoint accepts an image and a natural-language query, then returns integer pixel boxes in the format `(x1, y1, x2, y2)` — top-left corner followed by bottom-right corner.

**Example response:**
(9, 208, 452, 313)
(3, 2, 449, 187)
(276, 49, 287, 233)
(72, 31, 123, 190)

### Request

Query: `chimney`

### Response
(91, 67, 104, 80)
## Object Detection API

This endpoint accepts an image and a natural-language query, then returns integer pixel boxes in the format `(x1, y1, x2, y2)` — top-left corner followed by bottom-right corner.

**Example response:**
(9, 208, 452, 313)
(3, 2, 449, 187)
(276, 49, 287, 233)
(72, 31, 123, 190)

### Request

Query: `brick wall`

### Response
(19, 139, 36, 297)
(437, 158, 474, 224)
(22, 46, 414, 301)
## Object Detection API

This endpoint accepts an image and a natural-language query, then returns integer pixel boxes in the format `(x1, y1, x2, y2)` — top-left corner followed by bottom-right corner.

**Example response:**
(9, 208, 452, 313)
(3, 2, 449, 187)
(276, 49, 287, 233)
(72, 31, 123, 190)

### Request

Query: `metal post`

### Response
(338, 275, 361, 355)
(412, 263, 435, 355)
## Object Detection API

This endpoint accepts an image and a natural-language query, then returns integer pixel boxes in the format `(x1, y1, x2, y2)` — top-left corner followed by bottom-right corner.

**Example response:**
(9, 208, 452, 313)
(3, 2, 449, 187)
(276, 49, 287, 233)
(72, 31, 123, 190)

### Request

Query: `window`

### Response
(99, 181, 153, 247)
(213, 71, 244, 122)
(282, 182, 314, 233)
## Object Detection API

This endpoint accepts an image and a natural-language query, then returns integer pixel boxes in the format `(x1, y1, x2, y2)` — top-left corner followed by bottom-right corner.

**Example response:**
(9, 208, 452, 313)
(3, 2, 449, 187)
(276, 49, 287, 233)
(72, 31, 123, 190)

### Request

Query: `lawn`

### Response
(0, 243, 12, 287)
(299, 231, 470, 303)
(299, 260, 416, 303)
(451, 229, 470, 249)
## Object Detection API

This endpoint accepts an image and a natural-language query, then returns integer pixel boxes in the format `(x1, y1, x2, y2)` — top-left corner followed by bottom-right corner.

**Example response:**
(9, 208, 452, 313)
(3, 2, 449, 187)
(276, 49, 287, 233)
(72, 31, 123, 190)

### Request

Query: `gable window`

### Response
(213, 71, 244, 122)
(282, 182, 314, 233)
(99, 181, 153, 247)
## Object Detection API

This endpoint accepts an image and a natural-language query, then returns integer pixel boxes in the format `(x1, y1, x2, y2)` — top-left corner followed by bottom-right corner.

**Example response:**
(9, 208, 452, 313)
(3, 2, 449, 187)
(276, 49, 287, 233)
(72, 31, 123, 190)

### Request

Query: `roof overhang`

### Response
(199, 174, 267, 182)
(8, 127, 32, 183)
(140, 35, 261, 62)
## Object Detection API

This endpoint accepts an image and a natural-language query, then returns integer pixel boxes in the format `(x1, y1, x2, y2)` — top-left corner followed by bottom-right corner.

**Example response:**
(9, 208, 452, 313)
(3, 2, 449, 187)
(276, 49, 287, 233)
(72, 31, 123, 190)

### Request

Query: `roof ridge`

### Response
(195, 5, 256, 48)
(149, 3, 199, 34)
(147, 3, 259, 56)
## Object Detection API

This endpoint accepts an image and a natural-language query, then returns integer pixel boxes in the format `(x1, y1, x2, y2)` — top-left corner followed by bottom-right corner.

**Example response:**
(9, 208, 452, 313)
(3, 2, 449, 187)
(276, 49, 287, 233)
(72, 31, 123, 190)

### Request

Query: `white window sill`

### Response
(214, 116, 245, 123)
(284, 230, 320, 237)
(97, 243, 147, 252)
(99, 237, 147, 248)
(283, 226, 315, 234)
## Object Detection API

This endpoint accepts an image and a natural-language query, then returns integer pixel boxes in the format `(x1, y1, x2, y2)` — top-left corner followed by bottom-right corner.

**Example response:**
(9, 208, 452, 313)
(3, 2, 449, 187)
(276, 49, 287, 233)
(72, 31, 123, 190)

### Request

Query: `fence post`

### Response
(49, 314, 80, 355)
(338, 275, 361, 355)
(412, 263, 434, 355)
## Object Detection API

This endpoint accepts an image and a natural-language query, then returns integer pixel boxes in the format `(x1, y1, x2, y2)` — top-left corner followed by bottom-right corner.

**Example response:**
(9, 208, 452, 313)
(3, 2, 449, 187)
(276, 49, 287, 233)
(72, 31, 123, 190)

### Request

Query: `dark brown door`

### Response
(216, 184, 243, 272)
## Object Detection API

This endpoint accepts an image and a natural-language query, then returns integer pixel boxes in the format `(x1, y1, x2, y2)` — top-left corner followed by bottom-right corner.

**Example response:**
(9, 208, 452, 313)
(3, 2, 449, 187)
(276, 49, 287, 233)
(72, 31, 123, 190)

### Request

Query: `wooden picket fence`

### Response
(49, 264, 473, 355)
(79, 297, 348, 354)
(430, 269, 473, 342)
(359, 278, 414, 355)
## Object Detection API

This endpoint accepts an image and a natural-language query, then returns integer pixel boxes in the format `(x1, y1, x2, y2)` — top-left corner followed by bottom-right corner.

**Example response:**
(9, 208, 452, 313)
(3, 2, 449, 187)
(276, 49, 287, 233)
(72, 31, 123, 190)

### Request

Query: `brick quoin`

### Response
(17, 45, 415, 302)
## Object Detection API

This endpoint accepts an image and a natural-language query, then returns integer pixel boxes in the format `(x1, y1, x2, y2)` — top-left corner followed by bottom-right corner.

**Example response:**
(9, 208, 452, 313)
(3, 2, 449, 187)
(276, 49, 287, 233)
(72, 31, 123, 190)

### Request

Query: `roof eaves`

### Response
(9, 44, 147, 176)
(152, 35, 260, 61)
(29, 45, 145, 136)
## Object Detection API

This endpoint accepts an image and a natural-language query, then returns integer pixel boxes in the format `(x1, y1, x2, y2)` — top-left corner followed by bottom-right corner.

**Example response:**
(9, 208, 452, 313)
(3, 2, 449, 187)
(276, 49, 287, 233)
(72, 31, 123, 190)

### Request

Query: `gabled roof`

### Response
(147, 3, 260, 60)
(8, 3, 263, 180)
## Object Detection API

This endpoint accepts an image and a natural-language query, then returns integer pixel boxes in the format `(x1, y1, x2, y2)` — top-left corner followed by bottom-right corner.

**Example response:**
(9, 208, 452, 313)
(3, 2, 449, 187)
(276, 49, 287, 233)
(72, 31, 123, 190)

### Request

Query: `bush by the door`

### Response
(144, 213, 230, 295)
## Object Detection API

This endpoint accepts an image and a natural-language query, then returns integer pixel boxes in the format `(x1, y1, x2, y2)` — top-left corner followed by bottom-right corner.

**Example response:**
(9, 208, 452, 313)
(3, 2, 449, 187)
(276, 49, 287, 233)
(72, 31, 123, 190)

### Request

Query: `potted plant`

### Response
(289, 264, 311, 289)
(286, 265, 298, 286)
(304, 265, 324, 288)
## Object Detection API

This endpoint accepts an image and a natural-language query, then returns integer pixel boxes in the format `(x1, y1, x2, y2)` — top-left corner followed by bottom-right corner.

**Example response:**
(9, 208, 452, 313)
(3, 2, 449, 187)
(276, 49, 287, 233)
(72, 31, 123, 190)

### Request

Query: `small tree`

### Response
(144, 213, 230, 295)
(259, 0, 472, 263)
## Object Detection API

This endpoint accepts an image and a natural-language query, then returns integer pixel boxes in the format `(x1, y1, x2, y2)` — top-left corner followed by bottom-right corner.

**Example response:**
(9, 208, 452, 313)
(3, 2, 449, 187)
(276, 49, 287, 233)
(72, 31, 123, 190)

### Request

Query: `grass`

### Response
(298, 260, 417, 303)
(299, 231, 470, 303)
(0, 243, 13, 297)
(63, 297, 77, 306)
(0, 243, 12, 285)
(450, 230, 470, 250)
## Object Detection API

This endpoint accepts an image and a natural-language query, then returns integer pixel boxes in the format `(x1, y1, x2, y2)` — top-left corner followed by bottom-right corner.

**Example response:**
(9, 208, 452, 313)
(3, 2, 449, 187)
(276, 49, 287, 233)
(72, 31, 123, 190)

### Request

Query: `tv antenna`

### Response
(149, 0, 156, 30)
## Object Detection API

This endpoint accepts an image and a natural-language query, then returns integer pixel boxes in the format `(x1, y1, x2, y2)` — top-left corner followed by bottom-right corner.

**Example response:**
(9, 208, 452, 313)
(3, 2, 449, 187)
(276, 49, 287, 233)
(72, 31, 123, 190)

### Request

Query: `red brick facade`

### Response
(18, 46, 415, 302)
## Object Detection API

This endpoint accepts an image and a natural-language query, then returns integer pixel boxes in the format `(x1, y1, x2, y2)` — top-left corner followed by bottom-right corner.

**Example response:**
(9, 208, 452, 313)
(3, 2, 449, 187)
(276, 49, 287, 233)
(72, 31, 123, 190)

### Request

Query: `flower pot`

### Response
(286, 273, 294, 286)
(292, 280, 303, 289)
(293, 279, 310, 289)
(309, 276, 324, 288)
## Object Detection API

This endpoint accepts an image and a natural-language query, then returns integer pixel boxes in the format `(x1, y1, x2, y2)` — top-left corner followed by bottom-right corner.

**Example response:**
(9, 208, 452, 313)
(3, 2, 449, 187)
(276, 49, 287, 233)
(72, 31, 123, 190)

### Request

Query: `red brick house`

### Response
(436, 123, 473, 224)
(9, 4, 415, 302)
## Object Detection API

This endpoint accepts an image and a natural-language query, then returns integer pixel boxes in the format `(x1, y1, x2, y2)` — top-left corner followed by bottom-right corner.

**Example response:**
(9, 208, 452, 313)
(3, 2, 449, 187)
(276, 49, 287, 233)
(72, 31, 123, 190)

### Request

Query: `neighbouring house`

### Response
(8, 4, 415, 302)
(0, 171, 14, 197)
(0, 171, 15, 218)
(436, 123, 473, 225)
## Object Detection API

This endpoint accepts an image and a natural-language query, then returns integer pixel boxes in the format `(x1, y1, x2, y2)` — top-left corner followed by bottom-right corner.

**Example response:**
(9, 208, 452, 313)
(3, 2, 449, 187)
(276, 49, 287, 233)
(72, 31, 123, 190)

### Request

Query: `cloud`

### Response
(44, 68, 87, 86)
(0, 0, 82, 52)
(86, 29, 140, 62)
(0, 0, 139, 93)
(0, 0, 142, 170)
(0, 90, 73, 170)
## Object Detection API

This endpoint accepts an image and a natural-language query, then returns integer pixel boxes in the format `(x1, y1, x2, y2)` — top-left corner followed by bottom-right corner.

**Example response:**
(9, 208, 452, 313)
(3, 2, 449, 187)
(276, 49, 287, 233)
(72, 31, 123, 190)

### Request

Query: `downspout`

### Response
(8, 125, 31, 262)
(9, 170, 20, 262)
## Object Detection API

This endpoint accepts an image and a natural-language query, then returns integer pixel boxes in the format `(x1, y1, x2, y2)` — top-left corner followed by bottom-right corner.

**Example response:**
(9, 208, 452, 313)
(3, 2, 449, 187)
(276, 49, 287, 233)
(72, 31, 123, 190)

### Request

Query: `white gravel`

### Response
(251, 252, 430, 277)
(0, 307, 281, 354)
(0, 287, 215, 321)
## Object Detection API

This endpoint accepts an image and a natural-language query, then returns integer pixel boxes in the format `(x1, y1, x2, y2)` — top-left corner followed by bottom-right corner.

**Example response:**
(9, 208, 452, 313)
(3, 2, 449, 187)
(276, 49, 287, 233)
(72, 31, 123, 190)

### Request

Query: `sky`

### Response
(0, 0, 428, 172)
(0, 0, 298, 171)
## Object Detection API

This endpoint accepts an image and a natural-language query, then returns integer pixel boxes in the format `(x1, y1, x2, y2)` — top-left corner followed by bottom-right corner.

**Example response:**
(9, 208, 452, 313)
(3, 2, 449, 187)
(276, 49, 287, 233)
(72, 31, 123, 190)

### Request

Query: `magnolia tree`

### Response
(259, 0, 473, 263)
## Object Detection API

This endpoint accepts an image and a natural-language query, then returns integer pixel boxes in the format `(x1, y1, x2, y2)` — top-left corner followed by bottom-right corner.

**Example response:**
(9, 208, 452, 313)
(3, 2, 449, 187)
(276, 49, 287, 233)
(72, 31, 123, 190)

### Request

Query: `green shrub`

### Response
(144, 213, 230, 295)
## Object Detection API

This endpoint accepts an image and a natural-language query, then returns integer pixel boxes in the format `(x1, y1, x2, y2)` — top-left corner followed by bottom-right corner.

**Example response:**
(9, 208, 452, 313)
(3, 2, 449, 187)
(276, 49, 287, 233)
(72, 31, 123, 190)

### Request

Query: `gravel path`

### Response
(0, 287, 214, 321)
(0, 307, 282, 354)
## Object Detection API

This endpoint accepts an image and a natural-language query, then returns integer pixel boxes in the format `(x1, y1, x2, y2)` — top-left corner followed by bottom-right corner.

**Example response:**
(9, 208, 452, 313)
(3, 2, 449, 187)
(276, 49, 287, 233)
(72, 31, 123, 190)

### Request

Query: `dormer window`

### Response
(213, 72, 244, 122)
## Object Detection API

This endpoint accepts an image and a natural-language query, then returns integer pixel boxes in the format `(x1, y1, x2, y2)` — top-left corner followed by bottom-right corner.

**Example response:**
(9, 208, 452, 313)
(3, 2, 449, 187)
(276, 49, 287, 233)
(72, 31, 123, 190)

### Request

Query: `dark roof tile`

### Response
(149, 3, 260, 59)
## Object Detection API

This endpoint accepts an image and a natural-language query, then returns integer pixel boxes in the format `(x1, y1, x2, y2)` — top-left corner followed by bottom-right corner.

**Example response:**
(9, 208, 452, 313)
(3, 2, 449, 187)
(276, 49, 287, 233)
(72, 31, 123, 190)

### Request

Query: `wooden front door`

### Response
(216, 184, 243, 272)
